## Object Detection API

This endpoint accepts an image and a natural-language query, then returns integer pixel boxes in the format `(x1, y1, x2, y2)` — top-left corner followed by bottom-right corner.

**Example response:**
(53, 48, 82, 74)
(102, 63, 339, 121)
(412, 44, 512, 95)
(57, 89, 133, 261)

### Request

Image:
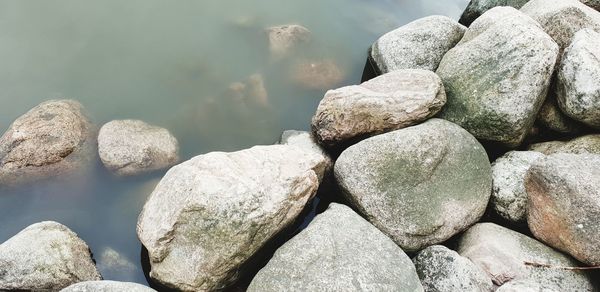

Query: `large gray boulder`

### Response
(413, 245, 492, 292)
(458, 223, 596, 290)
(368, 16, 465, 74)
(526, 153, 600, 266)
(521, 0, 600, 53)
(557, 29, 600, 128)
(61, 281, 156, 292)
(437, 7, 558, 147)
(490, 151, 546, 223)
(0, 221, 101, 291)
(98, 119, 179, 176)
(335, 119, 492, 252)
(279, 130, 332, 182)
(247, 203, 424, 292)
(459, 0, 530, 26)
(312, 69, 446, 147)
(137, 145, 326, 291)
(0, 100, 95, 186)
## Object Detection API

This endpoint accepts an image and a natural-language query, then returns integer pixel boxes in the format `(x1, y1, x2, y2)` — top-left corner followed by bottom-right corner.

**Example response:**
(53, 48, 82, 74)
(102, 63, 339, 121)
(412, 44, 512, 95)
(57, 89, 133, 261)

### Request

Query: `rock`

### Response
(289, 59, 344, 90)
(581, 0, 600, 10)
(490, 151, 546, 223)
(247, 203, 424, 292)
(557, 29, 600, 128)
(266, 24, 310, 57)
(496, 279, 560, 292)
(437, 7, 558, 147)
(528, 134, 600, 154)
(526, 153, 600, 266)
(312, 69, 446, 147)
(0, 100, 95, 186)
(521, 0, 600, 53)
(98, 120, 179, 176)
(0, 221, 101, 291)
(334, 119, 491, 252)
(536, 92, 583, 133)
(368, 16, 465, 74)
(96, 247, 137, 280)
(137, 145, 325, 291)
(527, 141, 567, 154)
(459, 0, 530, 26)
(413, 245, 492, 292)
(61, 281, 156, 292)
(279, 130, 332, 182)
(458, 223, 596, 290)
(227, 73, 269, 108)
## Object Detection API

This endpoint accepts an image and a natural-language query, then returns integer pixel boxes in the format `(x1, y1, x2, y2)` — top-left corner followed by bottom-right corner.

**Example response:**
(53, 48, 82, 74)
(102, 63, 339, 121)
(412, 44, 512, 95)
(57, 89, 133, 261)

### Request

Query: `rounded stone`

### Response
(60, 281, 156, 292)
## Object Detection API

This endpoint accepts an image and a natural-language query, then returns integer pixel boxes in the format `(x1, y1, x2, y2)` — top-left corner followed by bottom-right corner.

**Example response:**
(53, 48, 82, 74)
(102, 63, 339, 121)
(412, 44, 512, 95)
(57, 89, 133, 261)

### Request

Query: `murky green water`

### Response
(0, 0, 468, 286)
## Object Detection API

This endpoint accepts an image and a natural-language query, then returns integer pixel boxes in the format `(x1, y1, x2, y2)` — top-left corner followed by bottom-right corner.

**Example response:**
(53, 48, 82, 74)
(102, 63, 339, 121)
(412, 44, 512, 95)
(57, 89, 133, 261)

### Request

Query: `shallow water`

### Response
(0, 0, 468, 286)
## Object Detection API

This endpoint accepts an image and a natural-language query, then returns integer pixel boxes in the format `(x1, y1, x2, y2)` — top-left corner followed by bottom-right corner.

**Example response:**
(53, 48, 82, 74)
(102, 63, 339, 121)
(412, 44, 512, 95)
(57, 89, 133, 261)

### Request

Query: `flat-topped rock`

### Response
(61, 281, 156, 292)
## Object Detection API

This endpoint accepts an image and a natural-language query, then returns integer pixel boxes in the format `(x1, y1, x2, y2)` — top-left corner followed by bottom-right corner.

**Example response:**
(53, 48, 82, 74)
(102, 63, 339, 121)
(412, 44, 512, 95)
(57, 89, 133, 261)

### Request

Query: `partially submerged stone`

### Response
(266, 24, 310, 57)
(61, 281, 156, 292)
(368, 16, 465, 74)
(137, 145, 325, 291)
(312, 69, 446, 147)
(0, 221, 101, 291)
(247, 203, 424, 292)
(459, 0, 530, 26)
(98, 120, 179, 176)
(335, 119, 492, 252)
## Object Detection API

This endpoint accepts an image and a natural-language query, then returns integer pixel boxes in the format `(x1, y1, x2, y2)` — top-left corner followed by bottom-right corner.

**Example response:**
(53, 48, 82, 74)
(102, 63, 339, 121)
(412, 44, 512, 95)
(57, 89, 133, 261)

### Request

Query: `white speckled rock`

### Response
(496, 279, 560, 292)
(526, 153, 600, 266)
(368, 16, 465, 73)
(459, 0, 530, 25)
(312, 69, 446, 147)
(279, 130, 332, 182)
(437, 7, 558, 147)
(61, 281, 156, 292)
(521, 0, 600, 53)
(247, 203, 424, 292)
(0, 221, 101, 291)
(0, 100, 95, 186)
(413, 245, 492, 292)
(137, 145, 325, 291)
(98, 120, 179, 176)
(458, 223, 596, 290)
(335, 119, 492, 252)
(491, 151, 546, 223)
(557, 29, 600, 128)
(266, 24, 310, 57)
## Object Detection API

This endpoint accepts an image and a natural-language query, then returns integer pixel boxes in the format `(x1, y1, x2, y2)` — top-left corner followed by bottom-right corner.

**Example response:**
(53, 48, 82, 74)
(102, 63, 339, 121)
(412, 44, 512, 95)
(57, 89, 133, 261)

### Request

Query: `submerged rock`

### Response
(557, 29, 600, 128)
(312, 69, 446, 147)
(98, 120, 179, 176)
(413, 245, 492, 292)
(289, 59, 344, 90)
(459, 0, 530, 26)
(96, 247, 137, 280)
(458, 223, 596, 290)
(526, 153, 600, 266)
(335, 119, 491, 252)
(490, 151, 546, 223)
(369, 15, 465, 73)
(0, 221, 101, 291)
(61, 281, 156, 292)
(137, 145, 325, 291)
(437, 7, 558, 147)
(227, 73, 269, 108)
(279, 130, 332, 182)
(247, 203, 423, 292)
(266, 24, 310, 57)
(0, 100, 95, 186)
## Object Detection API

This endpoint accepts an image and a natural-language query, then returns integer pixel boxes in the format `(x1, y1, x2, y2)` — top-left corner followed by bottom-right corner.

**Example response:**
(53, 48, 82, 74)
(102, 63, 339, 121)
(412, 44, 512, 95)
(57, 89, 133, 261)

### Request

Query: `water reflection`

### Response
(0, 0, 468, 285)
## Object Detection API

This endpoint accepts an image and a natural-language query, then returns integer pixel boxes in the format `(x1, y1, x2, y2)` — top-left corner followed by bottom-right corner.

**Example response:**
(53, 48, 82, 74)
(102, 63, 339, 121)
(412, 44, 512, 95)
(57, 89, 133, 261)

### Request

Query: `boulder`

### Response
(289, 59, 344, 90)
(527, 141, 567, 154)
(0, 100, 95, 186)
(459, 0, 530, 26)
(413, 245, 492, 292)
(334, 119, 492, 252)
(521, 0, 600, 53)
(528, 134, 600, 154)
(437, 7, 558, 147)
(0, 221, 101, 291)
(581, 0, 600, 10)
(490, 151, 546, 223)
(458, 223, 596, 290)
(526, 153, 600, 266)
(227, 73, 269, 108)
(496, 279, 560, 292)
(279, 130, 332, 182)
(61, 281, 156, 292)
(266, 24, 310, 57)
(368, 16, 465, 74)
(557, 29, 600, 128)
(137, 145, 325, 291)
(536, 92, 583, 133)
(312, 69, 446, 147)
(96, 247, 137, 280)
(98, 120, 179, 176)
(247, 203, 424, 292)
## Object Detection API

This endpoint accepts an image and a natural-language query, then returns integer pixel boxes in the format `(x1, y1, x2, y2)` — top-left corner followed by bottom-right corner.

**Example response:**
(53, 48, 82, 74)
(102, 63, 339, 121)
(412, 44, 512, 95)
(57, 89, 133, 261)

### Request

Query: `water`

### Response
(0, 0, 468, 286)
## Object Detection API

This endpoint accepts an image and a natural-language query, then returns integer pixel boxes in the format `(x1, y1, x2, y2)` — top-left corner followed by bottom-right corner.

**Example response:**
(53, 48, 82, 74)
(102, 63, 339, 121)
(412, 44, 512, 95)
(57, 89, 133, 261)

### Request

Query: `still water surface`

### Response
(0, 0, 468, 285)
